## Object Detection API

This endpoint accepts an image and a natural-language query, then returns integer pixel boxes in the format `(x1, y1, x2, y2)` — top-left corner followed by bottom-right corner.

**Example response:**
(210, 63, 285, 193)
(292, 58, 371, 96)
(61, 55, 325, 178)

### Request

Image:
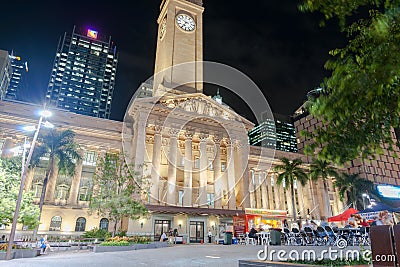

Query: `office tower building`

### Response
(0, 50, 12, 100)
(46, 26, 118, 119)
(6, 52, 29, 100)
(248, 113, 298, 152)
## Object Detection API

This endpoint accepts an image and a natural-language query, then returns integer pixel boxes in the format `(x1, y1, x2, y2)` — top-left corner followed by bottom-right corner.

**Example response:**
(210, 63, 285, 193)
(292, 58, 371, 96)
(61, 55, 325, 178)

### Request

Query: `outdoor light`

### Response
(362, 193, 368, 197)
(23, 125, 36, 132)
(39, 110, 52, 118)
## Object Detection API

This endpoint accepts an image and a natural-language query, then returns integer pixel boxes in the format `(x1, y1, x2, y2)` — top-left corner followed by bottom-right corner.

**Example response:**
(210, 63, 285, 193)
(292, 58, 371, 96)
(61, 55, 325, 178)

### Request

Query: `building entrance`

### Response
(154, 220, 170, 241)
(189, 221, 204, 243)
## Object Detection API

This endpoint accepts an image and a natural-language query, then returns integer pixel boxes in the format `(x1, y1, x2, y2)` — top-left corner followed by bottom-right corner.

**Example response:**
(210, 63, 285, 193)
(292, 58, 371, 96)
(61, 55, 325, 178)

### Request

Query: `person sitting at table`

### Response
(320, 217, 329, 228)
(380, 210, 393, 226)
(360, 218, 369, 227)
(249, 227, 258, 238)
(347, 214, 358, 227)
(310, 220, 318, 230)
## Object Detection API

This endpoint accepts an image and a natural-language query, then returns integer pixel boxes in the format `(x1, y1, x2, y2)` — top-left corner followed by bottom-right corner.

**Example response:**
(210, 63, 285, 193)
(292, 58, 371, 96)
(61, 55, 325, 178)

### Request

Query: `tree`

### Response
(0, 157, 40, 228)
(89, 153, 148, 237)
(299, 0, 400, 164)
(309, 159, 338, 217)
(31, 129, 80, 225)
(334, 173, 374, 210)
(273, 158, 309, 221)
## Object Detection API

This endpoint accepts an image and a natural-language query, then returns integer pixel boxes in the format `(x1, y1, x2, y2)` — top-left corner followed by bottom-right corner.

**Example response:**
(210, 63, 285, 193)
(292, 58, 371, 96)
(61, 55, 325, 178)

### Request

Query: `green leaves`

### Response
(333, 173, 373, 209)
(300, 0, 400, 164)
(0, 158, 40, 228)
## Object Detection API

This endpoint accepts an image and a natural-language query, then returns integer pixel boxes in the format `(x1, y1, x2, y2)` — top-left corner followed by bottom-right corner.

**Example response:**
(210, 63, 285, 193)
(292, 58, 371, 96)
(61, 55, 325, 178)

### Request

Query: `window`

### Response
(221, 161, 226, 172)
(75, 217, 86, 232)
(33, 182, 43, 198)
(207, 193, 215, 208)
(194, 157, 200, 169)
(208, 159, 213, 170)
(83, 151, 97, 166)
(178, 190, 184, 206)
(49, 216, 62, 231)
(56, 184, 69, 200)
(79, 186, 90, 201)
(99, 218, 109, 230)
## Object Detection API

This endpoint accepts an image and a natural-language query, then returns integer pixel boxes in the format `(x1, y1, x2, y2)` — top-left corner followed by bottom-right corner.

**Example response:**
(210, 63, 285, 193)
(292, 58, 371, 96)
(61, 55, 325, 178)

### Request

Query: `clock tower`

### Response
(153, 0, 204, 96)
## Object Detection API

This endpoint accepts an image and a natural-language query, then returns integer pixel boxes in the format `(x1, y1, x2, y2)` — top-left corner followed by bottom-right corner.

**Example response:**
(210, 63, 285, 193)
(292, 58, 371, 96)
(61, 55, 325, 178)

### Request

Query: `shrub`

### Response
(0, 244, 16, 251)
(83, 228, 111, 239)
(100, 240, 130, 246)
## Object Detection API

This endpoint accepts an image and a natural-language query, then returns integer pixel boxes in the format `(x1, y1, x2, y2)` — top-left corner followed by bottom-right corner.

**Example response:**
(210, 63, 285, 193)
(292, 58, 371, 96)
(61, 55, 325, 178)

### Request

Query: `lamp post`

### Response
(5, 110, 52, 260)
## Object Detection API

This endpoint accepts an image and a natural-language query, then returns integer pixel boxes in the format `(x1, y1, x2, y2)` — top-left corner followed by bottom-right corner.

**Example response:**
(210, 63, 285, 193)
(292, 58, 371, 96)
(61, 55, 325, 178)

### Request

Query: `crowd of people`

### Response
(346, 210, 393, 227)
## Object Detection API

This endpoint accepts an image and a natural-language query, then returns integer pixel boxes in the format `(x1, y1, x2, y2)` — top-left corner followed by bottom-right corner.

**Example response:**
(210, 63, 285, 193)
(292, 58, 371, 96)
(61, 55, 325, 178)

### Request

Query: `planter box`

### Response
(13, 249, 41, 259)
(93, 242, 169, 253)
(0, 251, 15, 260)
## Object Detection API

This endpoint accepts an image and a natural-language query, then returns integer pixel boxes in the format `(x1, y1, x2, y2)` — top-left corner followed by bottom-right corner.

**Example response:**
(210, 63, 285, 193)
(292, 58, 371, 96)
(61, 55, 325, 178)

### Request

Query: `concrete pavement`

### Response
(0, 244, 261, 267)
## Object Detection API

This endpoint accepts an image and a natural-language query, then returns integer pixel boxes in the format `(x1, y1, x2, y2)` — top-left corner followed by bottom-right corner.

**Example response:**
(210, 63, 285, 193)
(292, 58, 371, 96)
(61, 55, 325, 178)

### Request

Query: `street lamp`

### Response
(5, 109, 52, 260)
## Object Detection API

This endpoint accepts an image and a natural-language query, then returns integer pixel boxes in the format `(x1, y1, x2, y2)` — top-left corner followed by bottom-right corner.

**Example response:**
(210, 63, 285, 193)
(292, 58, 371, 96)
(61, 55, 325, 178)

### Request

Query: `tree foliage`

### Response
(89, 153, 148, 236)
(0, 157, 40, 228)
(334, 173, 374, 210)
(274, 158, 309, 221)
(299, 0, 400, 164)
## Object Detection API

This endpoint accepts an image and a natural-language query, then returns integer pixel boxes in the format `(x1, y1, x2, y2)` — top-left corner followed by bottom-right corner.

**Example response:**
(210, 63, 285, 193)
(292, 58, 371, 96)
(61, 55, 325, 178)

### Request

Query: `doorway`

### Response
(154, 220, 171, 241)
(189, 221, 204, 243)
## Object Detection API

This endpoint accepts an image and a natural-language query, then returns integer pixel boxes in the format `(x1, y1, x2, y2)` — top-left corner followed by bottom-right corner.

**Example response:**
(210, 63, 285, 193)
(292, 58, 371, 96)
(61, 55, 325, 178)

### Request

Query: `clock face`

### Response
(176, 14, 196, 31)
(159, 17, 167, 40)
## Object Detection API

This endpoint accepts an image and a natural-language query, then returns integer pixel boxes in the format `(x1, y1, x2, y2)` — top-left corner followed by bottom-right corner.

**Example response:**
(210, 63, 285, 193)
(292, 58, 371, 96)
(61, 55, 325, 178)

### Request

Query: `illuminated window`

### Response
(221, 161, 226, 172)
(207, 193, 215, 207)
(56, 184, 69, 200)
(178, 190, 184, 206)
(208, 159, 213, 170)
(33, 182, 43, 198)
(194, 157, 200, 169)
(79, 186, 90, 201)
(75, 217, 86, 232)
(83, 151, 97, 166)
(49, 216, 62, 231)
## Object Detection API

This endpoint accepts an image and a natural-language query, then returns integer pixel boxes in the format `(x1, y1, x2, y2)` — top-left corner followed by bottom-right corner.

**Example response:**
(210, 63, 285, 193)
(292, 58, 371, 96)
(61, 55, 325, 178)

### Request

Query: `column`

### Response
(92, 150, 106, 198)
(199, 133, 208, 207)
(44, 158, 59, 203)
(134, 113, 148, 176)
(183, 131, 193, 207)
(213, 136, 222, 209)
(285, 185, 293, 218)
(273, 176, 282, 210)
(68, 150, 84, 205)
(24, 168, 35, 192)
(167, 128, 179, 206)
(150, 125, 162, 204)
(296, 183, 307, 219)
(234, 142, 243, 208)
(266, 174, 274, 210)
(260, 172, 268, 209)
(241, 166, 251, 208)
(1, 137, 14, 158)
(226, 139, 236, 209)
(249, 170, 256, 208)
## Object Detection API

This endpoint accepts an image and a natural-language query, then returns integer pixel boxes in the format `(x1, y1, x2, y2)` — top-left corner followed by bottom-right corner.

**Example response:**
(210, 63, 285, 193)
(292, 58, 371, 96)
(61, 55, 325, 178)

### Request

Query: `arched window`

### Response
(75, 217, 86, 232)
(99, 218, 109, 230)
(49, 216, 62, 231)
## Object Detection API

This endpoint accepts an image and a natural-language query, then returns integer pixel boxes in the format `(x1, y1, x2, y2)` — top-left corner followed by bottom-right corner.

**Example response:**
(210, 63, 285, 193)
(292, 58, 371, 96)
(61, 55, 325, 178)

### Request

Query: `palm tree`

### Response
(309, 159, 338, 217)
(273, 157, 308, 221)
(31, 129, 80, 233)
(334, 173, 374, 210)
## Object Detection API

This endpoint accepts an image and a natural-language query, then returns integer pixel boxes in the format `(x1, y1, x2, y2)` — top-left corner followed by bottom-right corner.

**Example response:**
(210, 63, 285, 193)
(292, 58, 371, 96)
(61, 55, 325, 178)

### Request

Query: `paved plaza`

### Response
(0, 244, 261, 267)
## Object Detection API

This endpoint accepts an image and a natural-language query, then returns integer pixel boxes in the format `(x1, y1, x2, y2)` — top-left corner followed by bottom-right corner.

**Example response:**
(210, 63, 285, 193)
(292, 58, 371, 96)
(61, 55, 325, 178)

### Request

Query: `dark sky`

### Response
(0, 0, 345, 123)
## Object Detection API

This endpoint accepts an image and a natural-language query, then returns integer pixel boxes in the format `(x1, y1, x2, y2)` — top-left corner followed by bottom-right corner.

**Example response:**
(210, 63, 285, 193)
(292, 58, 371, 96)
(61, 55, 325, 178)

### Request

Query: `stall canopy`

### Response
(357, 202, 397, 214)
(328, 208, 358, 222)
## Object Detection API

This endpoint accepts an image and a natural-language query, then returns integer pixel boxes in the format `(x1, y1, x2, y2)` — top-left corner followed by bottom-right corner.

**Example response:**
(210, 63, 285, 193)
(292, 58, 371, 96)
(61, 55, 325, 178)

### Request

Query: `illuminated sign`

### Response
(377, 185, 400, 199)
(87, 29, 98, 39)
(245, 208, 287, 217)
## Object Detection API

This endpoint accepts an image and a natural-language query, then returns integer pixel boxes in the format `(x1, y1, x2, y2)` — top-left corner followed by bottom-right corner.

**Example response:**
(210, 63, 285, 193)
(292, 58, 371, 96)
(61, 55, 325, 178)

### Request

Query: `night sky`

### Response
(0, 0, 345, 123)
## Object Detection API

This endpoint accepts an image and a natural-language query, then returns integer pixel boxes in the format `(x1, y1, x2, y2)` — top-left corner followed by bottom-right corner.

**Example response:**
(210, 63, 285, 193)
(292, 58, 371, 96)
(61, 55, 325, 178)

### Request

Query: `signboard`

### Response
(87, 29, 98, 39)
(245, 208, 287, 218)
(377, 185, 400, 199)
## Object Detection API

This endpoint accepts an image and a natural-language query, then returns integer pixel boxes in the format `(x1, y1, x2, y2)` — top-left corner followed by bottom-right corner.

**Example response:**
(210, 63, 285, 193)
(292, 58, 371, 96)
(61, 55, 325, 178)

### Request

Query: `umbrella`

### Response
(328, 208, 359, 222)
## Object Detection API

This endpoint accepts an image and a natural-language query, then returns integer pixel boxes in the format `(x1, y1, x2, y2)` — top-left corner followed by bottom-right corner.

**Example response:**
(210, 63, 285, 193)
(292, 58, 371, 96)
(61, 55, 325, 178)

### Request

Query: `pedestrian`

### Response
(208, 229, 212, 243)
(283, 219, 289, 228)
(160, 232, 168, 242)
(39, 235, 53, 254)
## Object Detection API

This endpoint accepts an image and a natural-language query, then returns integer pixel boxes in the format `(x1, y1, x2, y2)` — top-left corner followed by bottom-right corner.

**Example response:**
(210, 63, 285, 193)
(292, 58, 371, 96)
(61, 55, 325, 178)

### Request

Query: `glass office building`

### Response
(6, 53, 28, 100)
(46, 26, 118, 119)
(248, 114, 298, 152)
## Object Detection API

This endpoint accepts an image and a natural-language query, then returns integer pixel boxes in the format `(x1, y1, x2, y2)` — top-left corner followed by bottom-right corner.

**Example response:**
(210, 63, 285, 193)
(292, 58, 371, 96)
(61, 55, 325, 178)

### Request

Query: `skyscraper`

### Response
(0, 50, 12, 100)
(6, 52, 29, 100)
(46, 26, 118, 119)
(248, 113, 298, 152)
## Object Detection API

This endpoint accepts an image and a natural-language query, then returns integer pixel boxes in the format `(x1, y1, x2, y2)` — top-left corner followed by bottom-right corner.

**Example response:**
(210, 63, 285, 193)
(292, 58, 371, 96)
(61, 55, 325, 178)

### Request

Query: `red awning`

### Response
(328, 208, 358, 222)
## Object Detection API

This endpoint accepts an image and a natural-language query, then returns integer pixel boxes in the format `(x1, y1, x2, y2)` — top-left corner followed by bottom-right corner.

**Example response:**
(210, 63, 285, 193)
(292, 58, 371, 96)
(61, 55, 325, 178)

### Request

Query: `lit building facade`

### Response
(0, 50, 12, 100)
(248, 114, 297, 152)
(45, 26, 118, 119)
(6, 52, 29, 100)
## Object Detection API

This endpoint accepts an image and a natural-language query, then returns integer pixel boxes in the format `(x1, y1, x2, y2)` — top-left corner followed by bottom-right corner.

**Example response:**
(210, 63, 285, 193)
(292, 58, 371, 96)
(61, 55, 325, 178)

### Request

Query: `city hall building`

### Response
(0, 0, 352, 243)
